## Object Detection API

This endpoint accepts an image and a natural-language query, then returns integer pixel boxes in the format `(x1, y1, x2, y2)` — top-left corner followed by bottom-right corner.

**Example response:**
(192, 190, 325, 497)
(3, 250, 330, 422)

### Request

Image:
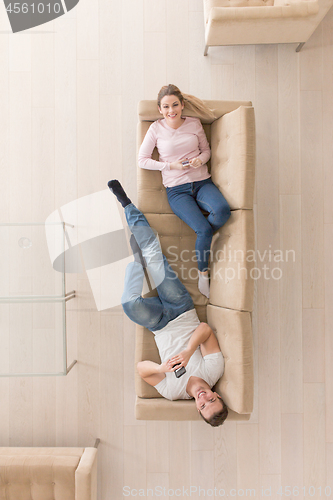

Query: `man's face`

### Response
(195, 388, 224, 420)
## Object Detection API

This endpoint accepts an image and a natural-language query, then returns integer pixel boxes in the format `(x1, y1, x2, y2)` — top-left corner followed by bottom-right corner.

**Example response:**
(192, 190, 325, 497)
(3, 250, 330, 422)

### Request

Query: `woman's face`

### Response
(158, 95, 184, 126)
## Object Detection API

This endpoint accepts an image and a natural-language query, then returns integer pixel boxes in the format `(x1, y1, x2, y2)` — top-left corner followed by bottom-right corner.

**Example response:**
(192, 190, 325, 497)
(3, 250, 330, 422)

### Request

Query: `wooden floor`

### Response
(0, 1, 333, 498)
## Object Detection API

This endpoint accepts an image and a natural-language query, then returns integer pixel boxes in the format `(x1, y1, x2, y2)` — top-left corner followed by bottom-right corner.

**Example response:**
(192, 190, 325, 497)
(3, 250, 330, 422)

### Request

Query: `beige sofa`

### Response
(135, 100, 255, 421)
(0, 447, 97, 500)
(203, 0, 333, 55)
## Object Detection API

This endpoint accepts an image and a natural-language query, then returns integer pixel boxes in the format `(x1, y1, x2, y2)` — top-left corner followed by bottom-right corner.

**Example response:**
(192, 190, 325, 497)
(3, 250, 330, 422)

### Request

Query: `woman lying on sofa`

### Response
(108, 179, 228, 427)
(138, 84, 231, 298)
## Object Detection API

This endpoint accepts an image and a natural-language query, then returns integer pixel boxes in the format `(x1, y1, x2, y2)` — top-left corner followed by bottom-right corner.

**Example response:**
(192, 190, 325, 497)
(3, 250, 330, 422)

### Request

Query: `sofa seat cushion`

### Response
(210, 209, 255, 312)
(0, 450, 82, 500)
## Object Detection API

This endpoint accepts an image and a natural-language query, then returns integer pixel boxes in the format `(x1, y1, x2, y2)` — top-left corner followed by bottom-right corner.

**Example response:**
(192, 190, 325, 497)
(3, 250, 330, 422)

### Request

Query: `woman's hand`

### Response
(189, 157, 202, 169)
(159, 360, 177, 373)
(170, 161, 190, 171)
(169, 348, 193, 369)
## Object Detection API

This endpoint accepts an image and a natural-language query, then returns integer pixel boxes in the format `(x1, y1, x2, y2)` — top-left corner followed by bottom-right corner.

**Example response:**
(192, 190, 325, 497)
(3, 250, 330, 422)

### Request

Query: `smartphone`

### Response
(173, 363, 186, 378)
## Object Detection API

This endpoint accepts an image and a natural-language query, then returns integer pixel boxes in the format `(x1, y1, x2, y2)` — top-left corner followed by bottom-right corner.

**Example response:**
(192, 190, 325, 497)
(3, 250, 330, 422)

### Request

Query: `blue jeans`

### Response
(166, 177, 230, 272)
(121, 204, 194, 331)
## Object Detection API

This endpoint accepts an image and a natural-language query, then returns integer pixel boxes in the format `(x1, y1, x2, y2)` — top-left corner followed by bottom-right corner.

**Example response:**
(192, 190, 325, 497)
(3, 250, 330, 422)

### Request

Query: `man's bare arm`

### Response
(169, 322, 221, 368)
(137, 360, 176, 387)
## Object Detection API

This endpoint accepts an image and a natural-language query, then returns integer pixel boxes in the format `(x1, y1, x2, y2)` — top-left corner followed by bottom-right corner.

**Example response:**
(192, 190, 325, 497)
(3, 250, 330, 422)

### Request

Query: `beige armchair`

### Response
(0, 445, 98, 500)
(203, 0, 332, 55)
(135, 100, 256, 421)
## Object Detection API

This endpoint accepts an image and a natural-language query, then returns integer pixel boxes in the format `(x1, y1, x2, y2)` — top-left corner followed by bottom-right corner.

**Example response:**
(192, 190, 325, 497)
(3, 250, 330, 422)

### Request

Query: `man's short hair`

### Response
(199, 396, 228, 427)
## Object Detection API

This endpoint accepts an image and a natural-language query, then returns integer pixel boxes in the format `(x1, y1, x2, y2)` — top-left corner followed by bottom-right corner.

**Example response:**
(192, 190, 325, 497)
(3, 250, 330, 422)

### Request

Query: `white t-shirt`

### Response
(152, 309, 225, 401)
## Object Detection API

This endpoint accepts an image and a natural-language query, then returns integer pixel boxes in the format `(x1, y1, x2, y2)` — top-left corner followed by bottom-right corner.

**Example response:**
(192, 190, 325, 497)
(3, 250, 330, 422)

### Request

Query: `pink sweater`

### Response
(138, 116, 211, 188)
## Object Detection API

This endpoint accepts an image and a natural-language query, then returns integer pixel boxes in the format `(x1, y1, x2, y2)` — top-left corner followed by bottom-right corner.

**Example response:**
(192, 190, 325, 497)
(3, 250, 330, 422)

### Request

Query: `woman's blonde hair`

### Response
(157, 84, 216, 121)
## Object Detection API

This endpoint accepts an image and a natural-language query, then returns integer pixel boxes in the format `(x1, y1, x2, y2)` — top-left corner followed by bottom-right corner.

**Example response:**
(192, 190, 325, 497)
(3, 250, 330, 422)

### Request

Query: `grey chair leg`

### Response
(296, 42, 305, 52)
(204, 45, 208, 56)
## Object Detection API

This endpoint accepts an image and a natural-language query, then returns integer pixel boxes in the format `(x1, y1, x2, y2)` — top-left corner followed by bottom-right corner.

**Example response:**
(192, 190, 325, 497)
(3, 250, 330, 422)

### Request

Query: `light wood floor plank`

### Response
(237, 424, 259, 493)
(322, 0, 333, 227)
(9, 34, 31, 72)
(166, 0, 189, 91)
(300, 24, 323, 91)
(211, 65, 234, 101)
(9, 379, 33, 446)
(100, 313, 124, 498)
(100, 95, 123, 183)
(123, 425, 147, 491)
(280, 195, 302, 413)
(55, 311, 79, 446)
(303, 309, 325, 383)
(209, 45, 234, 66)
(323, 90, 333, 224)
(32, 378, 56, 446)
(32, 108, 55, 221)
(189, 11, 211, 98)
(327, 443, 333, 488)
(147, 473, 169, 500)
(144, 33, 167, 99)
(281, 414, 303, 494)
(260, 474, 281, 500)
(54, 17, 77, 209)
(324, 224, 333, 442)
(76, 0, 99, 60)
(255, 44, 281, 475)
(147, 421, 169, 473)
(77, 279, 100, 447)
(0, 380, 9, 445)
(233, 45, 255, 103)
(0, 36, 9, 223)
(168, 422, 191, 489)
(189, 0, 203, 11)
(322, 6, 333, 94)
(300, 90, 324, 308)
(77, 59, 100, 197)
(121, 0, 144, 202)
(304, 383, 326, 490)
(123, 314, 144, 426)
(32, 34, 54, 108)
(99, 0, 122, 95)
(191, 450, 215, 499)
(191, 421, 214, 451)
(214, 422, 237, 493)
(144, 0, 166, 33)
(9, 72, 32, 222)
(278, 45, 300, 195)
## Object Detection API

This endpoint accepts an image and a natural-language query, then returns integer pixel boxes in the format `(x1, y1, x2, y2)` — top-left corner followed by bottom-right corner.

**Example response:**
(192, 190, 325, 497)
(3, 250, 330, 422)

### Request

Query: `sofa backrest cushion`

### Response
(204, 0, 274, 23)
(0, 451, 82, 500)
(207, 305, 254, 414)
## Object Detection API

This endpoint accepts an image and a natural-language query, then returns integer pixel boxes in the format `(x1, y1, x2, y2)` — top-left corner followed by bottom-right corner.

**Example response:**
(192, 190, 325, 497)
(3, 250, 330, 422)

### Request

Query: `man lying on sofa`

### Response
(108, 179, 228, 427)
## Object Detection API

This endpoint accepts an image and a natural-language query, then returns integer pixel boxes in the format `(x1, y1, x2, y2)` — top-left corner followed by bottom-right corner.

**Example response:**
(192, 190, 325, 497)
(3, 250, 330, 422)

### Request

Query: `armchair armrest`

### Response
(211, 105, 255, 210)
(208, 2, 319, 22)
(75, 448, 98, 500)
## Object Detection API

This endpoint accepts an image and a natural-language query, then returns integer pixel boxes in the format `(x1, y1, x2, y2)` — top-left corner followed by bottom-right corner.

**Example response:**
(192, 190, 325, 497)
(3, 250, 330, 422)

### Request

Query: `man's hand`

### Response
(159, 360, 178, 373)
(169, 348, 194, 369)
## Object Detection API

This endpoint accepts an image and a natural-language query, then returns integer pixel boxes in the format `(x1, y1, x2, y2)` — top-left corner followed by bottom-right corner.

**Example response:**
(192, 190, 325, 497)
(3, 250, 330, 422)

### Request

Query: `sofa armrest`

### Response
(211, 105, 255, 210)
(75, 448, 98, 500)
(135, 396, 251, 421)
